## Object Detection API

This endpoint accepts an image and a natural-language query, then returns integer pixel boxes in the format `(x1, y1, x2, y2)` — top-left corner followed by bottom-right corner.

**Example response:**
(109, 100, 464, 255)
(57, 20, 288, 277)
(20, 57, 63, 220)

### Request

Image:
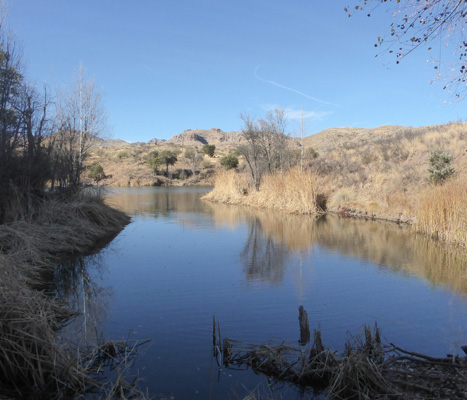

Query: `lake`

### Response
(57, 186, 467, 399)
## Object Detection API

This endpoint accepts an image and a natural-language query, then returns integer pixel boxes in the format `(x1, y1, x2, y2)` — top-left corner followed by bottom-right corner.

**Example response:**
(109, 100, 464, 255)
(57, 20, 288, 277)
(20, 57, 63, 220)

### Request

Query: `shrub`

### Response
(202, 144, 216, 157)
(116, 150, 130, 160)
(307, 147, 319, 159)
(157, 150, 178, 175)
(220, 154, 239, 170)
(147, 150, 161, 173)
(428, 150, 454, 184)
(88, 163, 106, 183)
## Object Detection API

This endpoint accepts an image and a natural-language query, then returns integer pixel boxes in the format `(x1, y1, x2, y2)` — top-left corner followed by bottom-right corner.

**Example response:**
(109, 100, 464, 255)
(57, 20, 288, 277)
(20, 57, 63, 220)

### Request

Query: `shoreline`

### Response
(0, 191, 136, 399)
(202, 169, 466, 248)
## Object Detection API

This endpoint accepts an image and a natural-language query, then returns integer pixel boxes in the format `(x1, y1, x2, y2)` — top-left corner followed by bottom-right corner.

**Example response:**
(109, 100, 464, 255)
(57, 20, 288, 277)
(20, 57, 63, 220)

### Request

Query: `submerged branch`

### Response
(214, 308, 467, 399)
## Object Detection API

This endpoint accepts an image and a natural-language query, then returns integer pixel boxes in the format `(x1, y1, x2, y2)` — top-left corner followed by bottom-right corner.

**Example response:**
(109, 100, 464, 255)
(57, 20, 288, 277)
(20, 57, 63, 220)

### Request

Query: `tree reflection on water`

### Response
(241, 217, 289, 284)
(207, 201, 467, 296)
(50, 253, 111, 344)
(107, 186, 467, 295)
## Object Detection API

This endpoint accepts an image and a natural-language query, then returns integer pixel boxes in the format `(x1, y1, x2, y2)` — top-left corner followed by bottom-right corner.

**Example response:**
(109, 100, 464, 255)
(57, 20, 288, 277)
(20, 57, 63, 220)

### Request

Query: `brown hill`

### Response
(303, 125, 406, 152)
(93, 138, 129, 148)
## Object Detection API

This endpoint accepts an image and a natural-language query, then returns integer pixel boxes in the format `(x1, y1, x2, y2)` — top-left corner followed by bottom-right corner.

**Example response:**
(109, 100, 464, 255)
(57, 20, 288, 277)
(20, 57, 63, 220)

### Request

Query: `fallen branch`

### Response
(214, 307, 467, 399)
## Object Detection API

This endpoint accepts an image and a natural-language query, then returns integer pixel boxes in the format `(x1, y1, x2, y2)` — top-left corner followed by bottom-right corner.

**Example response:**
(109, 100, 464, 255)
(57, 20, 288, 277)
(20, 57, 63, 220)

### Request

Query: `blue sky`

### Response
(9, 0, 465, 143)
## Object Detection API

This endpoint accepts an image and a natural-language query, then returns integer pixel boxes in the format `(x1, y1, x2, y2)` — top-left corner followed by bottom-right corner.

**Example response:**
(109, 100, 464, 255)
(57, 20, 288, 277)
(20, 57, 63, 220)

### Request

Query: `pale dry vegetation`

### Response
(86, 141, 221, 187)
(414, 176, 467, 245)
(306, 123, 467, 217)
(203, 168, 324, 215)
(0, 191, 150, 399)
(206, 122, 467, 247)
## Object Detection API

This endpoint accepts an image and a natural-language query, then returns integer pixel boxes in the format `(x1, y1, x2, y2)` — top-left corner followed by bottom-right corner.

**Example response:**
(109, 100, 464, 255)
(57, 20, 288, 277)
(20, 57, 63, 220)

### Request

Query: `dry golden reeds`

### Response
(0, 190, 140, 399)
(202, 169, 252, 204)
(414, 176, 467, 247)
(204, 168, 324, 215)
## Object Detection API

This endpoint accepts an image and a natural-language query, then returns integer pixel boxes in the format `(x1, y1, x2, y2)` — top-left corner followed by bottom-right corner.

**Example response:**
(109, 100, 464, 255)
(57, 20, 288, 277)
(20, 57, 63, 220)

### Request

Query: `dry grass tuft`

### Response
(251, 168, 324, 214)
(414, 176, 467, 247)
(202, 169, 252, 204)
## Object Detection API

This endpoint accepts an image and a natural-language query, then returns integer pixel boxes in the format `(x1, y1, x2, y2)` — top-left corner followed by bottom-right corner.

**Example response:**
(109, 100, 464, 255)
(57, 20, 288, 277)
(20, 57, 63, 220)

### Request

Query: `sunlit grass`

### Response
(203, 167, 323, 215)
(415, 176, 467, 247)
(206, 122, 467, 246)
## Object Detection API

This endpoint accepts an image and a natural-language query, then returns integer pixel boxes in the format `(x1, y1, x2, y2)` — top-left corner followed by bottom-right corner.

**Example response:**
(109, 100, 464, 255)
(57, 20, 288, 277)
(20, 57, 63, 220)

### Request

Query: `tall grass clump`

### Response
(414, 177, 467, 247)
(250, 167, 324, 214)
(202, 169, 252, 204)
(204, 168, 324, 215)
(0, 272, 86, 398)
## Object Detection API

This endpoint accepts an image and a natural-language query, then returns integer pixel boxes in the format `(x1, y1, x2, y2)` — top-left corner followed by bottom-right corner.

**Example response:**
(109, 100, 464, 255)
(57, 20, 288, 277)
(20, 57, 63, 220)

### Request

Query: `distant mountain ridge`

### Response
(97, 128, 243, 147)
(97, 123, 457, 150)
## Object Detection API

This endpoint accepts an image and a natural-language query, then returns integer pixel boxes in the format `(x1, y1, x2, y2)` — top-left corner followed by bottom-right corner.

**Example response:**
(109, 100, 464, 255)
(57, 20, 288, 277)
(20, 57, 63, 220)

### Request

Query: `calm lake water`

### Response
(58, 186, 467, 399)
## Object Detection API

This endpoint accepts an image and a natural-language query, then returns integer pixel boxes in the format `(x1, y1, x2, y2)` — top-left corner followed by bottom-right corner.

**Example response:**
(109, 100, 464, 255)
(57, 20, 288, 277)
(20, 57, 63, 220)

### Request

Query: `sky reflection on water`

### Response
(61, 186, 467, 399)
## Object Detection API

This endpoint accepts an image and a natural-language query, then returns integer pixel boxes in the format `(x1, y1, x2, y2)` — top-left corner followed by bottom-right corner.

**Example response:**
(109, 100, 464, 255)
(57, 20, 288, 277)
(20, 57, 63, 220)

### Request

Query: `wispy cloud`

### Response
(261, 103, 333, 122)
(284, 108, 332, 121)
(254, 65, 341, 108)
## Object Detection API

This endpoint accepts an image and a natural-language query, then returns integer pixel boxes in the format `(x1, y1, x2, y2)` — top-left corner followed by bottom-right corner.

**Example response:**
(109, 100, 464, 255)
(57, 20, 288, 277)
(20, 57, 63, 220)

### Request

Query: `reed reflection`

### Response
(110, 187, 467, 295)
(241, 217, 289, 283)
(206, 201, 467, 295)
(50, 254, 111, 343)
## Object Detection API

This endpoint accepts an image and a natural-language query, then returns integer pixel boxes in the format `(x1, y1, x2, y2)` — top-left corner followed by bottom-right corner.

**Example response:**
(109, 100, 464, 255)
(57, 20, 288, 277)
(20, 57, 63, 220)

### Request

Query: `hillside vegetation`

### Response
(204, 122, 467, 246)
(85, 128, 242, 187)
(88, 122, 467, 245)
(304, 123, 467, 218)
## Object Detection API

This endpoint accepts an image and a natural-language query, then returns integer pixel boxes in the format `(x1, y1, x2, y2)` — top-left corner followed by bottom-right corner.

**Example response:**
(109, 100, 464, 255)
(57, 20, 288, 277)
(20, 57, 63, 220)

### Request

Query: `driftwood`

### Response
(213, 307, 467, 399)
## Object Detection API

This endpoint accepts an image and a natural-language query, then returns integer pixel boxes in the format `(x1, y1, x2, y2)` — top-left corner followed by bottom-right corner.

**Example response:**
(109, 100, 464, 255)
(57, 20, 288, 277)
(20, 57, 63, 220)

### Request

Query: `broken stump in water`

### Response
(298, 305, 310, 345)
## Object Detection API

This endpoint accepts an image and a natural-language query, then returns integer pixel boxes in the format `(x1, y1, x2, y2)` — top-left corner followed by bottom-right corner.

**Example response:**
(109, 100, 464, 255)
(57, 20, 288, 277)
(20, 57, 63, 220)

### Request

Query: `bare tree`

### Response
(348, 0, 467, 98)
(236, 108, 290, 189)
(236, 113, 265, 190)
(258, 107, 287, 173)
(53, 64, 107, 187)
(0, 18, 54, 221)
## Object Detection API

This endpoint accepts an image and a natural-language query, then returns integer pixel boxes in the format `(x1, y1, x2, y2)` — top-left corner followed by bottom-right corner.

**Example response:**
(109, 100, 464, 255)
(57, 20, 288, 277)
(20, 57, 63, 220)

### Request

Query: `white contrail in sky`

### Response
(254, 65, 340, 107)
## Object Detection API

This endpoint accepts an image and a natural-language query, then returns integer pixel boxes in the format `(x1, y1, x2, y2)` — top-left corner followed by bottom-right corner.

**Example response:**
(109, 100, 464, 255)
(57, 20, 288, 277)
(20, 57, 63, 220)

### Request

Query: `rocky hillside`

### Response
(167, 128, 243, 146)
(85, 128, 245, 187)
(86, 123, 467, 201)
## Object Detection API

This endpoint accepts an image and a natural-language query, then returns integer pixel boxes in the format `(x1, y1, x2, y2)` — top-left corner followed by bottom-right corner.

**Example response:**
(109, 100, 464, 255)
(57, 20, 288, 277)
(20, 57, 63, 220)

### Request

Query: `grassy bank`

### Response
(205, 169, 467, 247)
(204, 122, 467, 248)
(0, 190, 138, 399)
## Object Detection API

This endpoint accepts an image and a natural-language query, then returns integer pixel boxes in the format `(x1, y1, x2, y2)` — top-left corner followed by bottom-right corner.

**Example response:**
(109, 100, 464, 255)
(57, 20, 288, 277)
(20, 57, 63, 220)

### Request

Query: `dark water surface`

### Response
(62, 187, 467, 399)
